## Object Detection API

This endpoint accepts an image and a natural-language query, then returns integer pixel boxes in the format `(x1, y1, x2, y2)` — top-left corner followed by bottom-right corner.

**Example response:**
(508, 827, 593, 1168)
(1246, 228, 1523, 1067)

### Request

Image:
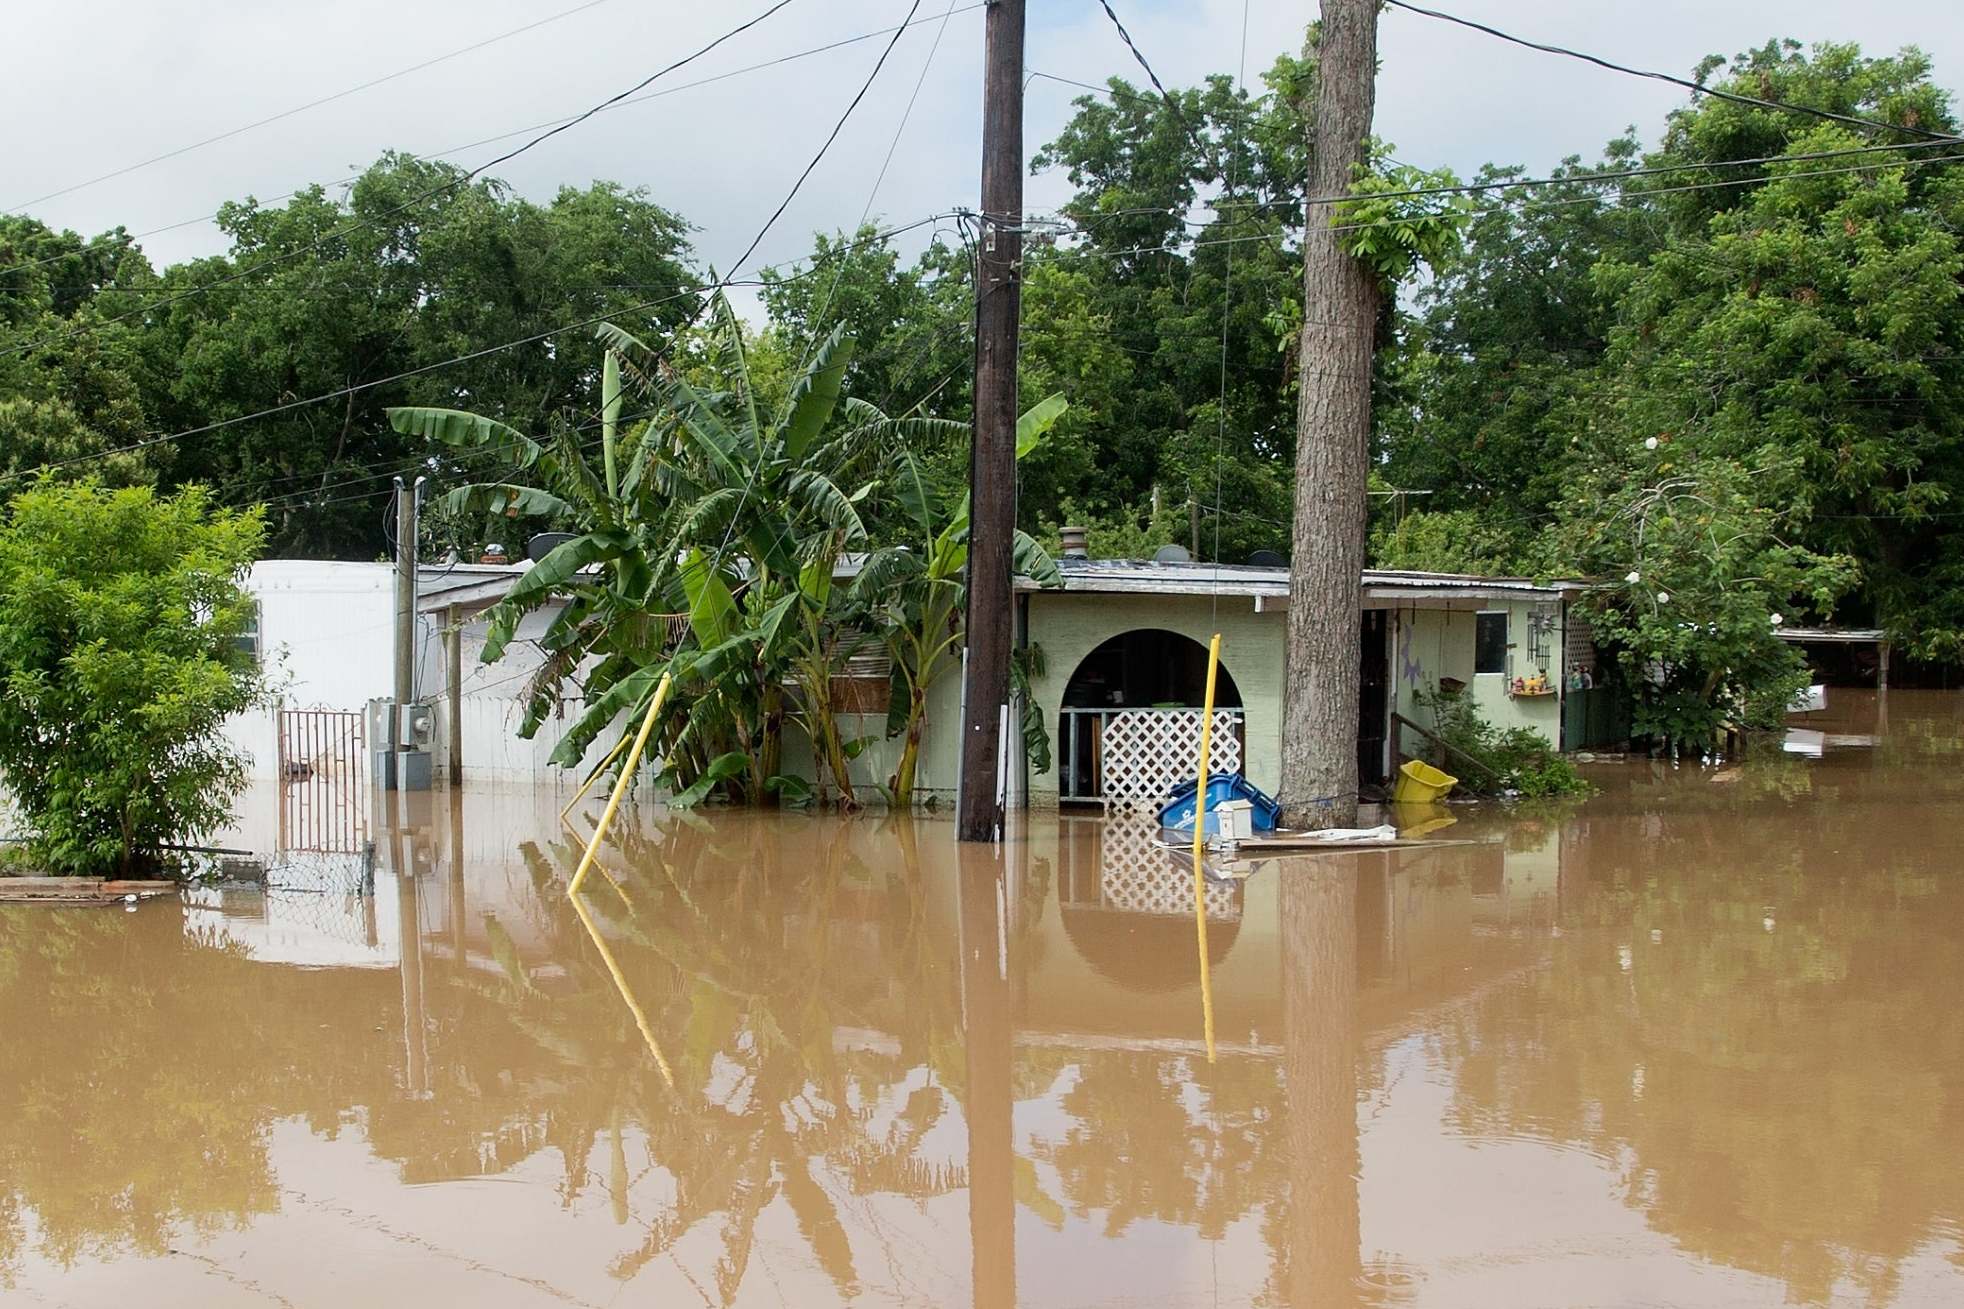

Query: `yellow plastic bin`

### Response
(1393, 759, 1459, 804)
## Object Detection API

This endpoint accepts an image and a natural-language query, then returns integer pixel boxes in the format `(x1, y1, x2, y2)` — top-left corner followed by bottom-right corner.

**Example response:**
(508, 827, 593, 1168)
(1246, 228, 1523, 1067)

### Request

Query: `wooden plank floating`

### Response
(1236, 835, 1490, 852)
(0, 878, 179, 904)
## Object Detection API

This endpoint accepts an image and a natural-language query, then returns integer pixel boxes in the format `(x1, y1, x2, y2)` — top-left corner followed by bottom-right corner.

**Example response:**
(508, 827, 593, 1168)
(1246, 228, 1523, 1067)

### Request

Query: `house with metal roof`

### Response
(226, 553, 1603, 817)
(1014, 556, 1588, 809)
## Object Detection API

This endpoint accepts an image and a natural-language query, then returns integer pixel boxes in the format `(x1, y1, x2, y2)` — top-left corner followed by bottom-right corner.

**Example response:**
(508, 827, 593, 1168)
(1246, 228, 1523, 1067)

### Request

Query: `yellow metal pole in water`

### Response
(560, 732, 632, 823)
(568, 671, 672, 897)
(568, 889, 676, 1089)
(1192, 633, 1222, 1064)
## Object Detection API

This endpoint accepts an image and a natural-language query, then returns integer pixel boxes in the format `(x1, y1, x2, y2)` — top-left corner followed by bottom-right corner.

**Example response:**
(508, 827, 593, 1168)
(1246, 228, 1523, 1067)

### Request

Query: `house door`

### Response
(1357, 610, 1390, 787)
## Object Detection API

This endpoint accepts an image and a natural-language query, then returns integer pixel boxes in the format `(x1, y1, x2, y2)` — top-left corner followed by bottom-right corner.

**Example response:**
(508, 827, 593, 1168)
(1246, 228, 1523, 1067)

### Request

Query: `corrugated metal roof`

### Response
(1012, 557, 1569, 602)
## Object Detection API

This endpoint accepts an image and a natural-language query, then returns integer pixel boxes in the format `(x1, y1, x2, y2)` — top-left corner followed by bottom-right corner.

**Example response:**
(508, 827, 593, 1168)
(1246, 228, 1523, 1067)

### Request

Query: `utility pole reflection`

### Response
(959, 842, 1016, 1309)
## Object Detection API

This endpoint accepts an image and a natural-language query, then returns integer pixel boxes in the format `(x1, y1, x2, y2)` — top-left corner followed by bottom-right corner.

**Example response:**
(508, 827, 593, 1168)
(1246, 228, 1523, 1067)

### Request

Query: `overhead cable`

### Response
(3, 0, 622, 212)
(0, 0, 809, 361)
(1384, 0, 1963, 144)
(0, 4, 986, 282)
(1, 214, 951, 488)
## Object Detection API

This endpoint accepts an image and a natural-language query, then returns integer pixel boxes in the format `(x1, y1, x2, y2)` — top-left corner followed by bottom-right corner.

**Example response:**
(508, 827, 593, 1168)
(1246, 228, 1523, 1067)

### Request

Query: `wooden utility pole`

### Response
(1280, 0, 1380, 829)
(958, 0, 1026, 843)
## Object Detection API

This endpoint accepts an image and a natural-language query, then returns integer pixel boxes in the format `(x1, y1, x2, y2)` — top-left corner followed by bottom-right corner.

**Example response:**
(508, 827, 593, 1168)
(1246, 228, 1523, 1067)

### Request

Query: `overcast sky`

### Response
(6, 0, 1960, 286)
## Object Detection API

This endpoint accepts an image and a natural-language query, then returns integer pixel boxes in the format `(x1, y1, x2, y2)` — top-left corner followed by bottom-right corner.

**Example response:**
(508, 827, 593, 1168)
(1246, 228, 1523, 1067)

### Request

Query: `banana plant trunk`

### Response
(887, 682, 930, 808)
(815, 701, 860, 811)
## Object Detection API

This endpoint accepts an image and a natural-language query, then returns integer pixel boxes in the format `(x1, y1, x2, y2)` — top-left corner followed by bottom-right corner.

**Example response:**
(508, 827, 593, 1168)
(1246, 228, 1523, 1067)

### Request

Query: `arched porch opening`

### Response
(1057, 630, 1244, 805)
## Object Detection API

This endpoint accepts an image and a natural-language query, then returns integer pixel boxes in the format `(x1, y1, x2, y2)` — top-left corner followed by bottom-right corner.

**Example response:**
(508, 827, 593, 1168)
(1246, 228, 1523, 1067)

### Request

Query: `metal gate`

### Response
(276, 707, 368, 853)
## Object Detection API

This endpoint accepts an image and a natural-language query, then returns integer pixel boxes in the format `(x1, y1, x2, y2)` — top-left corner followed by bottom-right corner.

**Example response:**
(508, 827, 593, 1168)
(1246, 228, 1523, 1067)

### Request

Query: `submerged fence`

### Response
(276, 707, 368, 854)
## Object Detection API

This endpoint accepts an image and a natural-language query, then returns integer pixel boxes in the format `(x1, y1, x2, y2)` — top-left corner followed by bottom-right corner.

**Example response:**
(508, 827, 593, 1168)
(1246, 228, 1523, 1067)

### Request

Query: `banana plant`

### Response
(852, 392, 1068, 807)
(390, 294, 949, 808)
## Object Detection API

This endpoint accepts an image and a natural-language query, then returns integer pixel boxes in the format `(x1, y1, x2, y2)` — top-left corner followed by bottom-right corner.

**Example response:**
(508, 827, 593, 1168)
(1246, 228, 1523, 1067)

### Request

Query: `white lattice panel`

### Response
(1098, 818, 1240, 920)
(1101, 710, 1243, 815)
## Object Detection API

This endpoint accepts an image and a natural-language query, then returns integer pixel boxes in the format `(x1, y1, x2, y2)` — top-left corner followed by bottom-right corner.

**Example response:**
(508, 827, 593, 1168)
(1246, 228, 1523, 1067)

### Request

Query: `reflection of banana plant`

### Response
(501, 820, 968, 1301)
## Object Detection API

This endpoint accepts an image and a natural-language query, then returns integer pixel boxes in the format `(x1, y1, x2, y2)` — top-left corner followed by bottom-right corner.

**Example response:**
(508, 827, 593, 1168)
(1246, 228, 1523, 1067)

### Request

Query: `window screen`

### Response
(1475, 611, 1507, 675)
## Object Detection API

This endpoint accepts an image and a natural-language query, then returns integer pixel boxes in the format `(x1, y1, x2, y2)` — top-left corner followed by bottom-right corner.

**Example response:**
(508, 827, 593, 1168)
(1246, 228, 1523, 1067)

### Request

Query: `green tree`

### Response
(0, 480, 268, 875)
(1598, 45, 1964, 655)
(1553, 448, 1859, 745)
(0, 155, 701, 557)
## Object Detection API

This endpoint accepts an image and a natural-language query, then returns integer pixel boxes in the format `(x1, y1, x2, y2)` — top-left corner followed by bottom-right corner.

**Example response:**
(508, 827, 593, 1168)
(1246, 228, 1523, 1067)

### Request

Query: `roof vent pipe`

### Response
(1059, 525, 1090, 558)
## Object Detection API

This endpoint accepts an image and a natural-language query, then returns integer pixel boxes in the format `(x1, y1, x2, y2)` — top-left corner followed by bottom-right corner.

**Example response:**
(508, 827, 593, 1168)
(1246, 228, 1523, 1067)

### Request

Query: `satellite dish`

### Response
(1247, 549, 1285, 568)
(527, 532, 577, 562)
(1153, 544, 1192, 563)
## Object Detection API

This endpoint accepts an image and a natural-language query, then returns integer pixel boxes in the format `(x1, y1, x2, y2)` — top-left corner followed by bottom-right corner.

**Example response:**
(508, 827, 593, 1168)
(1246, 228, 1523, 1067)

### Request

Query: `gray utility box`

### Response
(366, 697, 435, 790)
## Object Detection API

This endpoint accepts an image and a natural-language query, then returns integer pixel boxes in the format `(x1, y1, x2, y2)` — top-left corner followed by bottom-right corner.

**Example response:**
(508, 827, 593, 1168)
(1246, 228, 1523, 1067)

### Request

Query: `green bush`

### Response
(0, 480, 268, 876)
(1415, 686, 1591, 799)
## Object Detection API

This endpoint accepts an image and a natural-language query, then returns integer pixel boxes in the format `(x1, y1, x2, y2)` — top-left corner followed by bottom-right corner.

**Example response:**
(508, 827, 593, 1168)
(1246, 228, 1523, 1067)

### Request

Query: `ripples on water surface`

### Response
(3, 689, 1963, 1306)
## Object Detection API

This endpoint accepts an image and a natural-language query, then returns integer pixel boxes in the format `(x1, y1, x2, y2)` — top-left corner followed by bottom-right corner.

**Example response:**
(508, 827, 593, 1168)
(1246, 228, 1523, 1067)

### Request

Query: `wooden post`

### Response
(445, 605, 462, 782)
(958, 0, 1026, 843)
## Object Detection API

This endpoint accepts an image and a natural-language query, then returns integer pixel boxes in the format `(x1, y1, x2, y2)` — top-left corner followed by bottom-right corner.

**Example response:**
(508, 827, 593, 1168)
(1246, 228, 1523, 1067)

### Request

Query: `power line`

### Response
(704, 0, 929, 577)
(231, 221, 977, 516)
(0, 4, 987, 284)
(1210, 0, 1251, 589)
(0, 0, 809, 362)
(1090, 0, 1209, 158)
(1384, 0, 1964, 145)
(1046, 143, 1964, 260)
(4, 0, 620, 213)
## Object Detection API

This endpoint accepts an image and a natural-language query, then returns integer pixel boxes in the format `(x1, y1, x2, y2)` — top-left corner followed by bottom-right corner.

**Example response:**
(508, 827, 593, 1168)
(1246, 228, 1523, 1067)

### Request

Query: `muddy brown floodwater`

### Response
(4, 690, 1964, 1306)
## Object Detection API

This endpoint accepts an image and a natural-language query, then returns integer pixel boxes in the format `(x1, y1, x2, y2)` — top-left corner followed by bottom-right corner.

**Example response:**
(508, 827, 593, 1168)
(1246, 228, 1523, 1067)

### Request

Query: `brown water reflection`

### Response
(4, 690, 1964, 1305)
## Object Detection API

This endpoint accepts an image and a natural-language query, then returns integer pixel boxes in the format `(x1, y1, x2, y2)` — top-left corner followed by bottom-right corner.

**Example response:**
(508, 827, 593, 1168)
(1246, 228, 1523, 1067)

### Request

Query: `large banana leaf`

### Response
(1015, 391, 1069, 459)
(438, 483, 571, 520)
(670, 751, 750, 808)
(785, 470, 867, 543)
(680, 549, 737, 648)
(885, 448, 936, 541)
(1013, 529, 1063, 588)
(387, 406, 541, 468)
(781, 325, 853, 462)
(548, 660, 666, 768)
(480, 530, 628, 662)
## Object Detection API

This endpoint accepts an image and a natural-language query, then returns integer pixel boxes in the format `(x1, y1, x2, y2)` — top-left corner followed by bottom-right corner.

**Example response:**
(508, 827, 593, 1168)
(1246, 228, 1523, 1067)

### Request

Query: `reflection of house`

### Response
(226, 554, 1597, 804)
(1021, 815, 1562, 1054)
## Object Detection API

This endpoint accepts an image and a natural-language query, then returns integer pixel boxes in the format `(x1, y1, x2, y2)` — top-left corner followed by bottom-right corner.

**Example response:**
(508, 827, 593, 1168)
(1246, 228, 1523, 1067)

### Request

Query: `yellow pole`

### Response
(568, 671, 672, 897)
(568, 890, 676, 1089)
(560, 731, 632, 823)
(1192, 633, 1221, 1063)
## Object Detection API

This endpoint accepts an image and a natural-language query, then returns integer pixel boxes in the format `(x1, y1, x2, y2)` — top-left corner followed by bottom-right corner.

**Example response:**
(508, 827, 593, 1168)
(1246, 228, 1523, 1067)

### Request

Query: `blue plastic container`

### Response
(1158, 773, 1281, 836)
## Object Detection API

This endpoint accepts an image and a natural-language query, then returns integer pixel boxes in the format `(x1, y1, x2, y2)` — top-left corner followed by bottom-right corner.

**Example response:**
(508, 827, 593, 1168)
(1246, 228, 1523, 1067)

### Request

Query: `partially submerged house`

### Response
(1022, 557, 1589, 806)
(229, 553, 1606, 817)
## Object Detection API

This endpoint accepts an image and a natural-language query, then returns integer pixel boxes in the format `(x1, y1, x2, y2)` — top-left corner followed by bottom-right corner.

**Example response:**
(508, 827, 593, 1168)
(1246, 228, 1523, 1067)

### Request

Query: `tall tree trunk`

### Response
(1281, 0, 1381, 829)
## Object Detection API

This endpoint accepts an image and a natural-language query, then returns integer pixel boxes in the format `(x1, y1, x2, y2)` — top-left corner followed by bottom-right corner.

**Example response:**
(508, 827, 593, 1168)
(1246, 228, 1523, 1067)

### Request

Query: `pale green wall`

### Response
(1022, 591, 1288, 806)
(1389, 600, 1564, 745)
(787, 589, 1568, 809)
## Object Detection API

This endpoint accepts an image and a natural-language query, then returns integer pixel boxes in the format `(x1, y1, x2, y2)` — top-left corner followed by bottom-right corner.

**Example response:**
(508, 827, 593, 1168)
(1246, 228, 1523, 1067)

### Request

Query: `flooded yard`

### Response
(5, 690, 1964, 1306)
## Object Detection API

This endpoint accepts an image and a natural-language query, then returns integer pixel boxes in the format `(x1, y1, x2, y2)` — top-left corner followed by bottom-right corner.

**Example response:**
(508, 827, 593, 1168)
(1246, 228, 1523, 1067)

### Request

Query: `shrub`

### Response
(0, 480, 268, 876)
(1415, 686, 1590, 799)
